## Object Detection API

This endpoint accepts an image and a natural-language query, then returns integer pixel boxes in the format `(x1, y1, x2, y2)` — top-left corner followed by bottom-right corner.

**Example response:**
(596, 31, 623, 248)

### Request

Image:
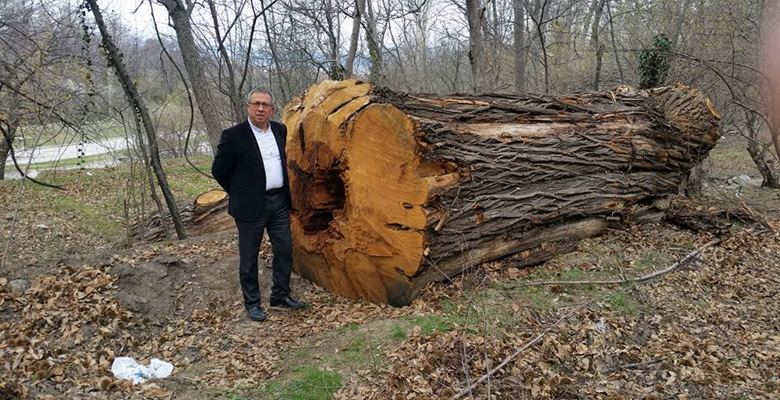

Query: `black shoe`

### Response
(270, 296, 305, 310)
(246, 306, 267, 321)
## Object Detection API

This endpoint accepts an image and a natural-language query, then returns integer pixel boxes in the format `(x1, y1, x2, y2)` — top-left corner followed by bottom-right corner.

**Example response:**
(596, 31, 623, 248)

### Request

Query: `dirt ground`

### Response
(0, 134, 778, 399)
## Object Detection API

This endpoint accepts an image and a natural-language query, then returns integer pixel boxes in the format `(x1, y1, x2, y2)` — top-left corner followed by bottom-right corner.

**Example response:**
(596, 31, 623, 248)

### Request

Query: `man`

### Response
(762, 1, 780, 160)
(211, 88, 305, 322)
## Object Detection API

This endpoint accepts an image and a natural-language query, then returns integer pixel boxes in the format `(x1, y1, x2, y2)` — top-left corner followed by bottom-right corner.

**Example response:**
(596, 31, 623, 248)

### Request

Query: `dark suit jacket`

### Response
(211, 120, 292, 222)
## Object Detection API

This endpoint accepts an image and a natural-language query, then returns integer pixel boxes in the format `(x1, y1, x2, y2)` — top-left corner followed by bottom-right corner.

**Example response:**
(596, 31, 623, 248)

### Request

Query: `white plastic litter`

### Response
(111, 357, 174, 384)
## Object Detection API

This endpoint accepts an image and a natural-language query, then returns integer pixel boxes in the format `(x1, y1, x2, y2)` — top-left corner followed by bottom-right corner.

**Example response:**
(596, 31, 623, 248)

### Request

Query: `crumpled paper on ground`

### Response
(111, 357, 174, 384)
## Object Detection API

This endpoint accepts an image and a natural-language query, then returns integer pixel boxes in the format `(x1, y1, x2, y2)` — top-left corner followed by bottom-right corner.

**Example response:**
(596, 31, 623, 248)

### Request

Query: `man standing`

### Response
(212, 88, 305, 322)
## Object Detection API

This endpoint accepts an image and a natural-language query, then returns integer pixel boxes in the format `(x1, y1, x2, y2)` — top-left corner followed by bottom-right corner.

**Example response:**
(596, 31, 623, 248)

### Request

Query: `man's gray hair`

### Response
(245, 88, 274, 105)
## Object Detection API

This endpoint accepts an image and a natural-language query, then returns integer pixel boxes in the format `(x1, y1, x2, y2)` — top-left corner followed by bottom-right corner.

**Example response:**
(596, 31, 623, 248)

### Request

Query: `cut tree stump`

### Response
(129, 189, 234, 242)
(282, 79, 721, 306)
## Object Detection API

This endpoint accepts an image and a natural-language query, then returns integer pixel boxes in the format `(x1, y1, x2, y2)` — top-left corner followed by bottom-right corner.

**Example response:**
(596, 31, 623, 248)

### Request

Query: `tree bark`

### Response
(531, 0, 550, 93)
(363, 0, 383, 84)
(745, 112, 780, 188)
(466, 0, 488, 92)
(513, 0, 528, 93)
(87, 0, 187, 240)
(279, 80, 721, 305)
(591, 0, 606, 90)
(158, 0, 223, 152)
(345, 0, 364, 78)
(0, 91, 20, 180)
(606, 0, 624, 83)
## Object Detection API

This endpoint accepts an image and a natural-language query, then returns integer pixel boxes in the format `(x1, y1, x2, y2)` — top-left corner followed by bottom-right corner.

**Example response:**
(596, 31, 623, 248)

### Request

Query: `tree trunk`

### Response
(131, 109, 170, 240)
(345, 0, 364, 78)
(158, 0, 224, 152)
(261, 0, 289, 103)
(513, 0, 528, 93)
(466, 0, 488, 92)
(363, 0, 383, 84)
(0, 91, 20, 180)
(87, 0, 187, 240)
(591, 0, 606, 90)
(745, 112, 780, 188)
(206, 0, 243, 124)
(606, 0, 624, 83)
(0, 135, 9, 180)
(279, 80, 721, 305)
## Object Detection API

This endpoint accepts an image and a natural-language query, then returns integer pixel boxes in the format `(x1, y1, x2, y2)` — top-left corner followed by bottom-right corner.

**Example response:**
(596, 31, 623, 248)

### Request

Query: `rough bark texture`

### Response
(466, 0, 488, 92)
(0, 94, 18, 180)
(281, 80, 721, 306)
(345, 0, 364, 78)
(159, 0, 224, 152)
(512, 0, 527, 93)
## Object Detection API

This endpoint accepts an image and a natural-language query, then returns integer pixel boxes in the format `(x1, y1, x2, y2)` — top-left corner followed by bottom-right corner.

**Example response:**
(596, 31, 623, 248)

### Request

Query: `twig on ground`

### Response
(602, 358, 663, 374)
(518, 239, 721, 287)
(449, 300, 594, 400)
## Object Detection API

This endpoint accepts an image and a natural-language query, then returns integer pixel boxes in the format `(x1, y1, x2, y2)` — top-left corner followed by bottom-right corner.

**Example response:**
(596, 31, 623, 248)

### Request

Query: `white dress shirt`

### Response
(248, 119, 284, 190)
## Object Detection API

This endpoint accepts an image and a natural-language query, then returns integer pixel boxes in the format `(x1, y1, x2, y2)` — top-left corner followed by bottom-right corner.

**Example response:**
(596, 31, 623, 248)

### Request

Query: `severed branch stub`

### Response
(283, 79, 722, 306)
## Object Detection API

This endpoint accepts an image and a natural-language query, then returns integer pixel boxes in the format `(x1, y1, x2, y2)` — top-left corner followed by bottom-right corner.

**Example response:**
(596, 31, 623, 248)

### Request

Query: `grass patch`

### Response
(163, 157, 217, 199)
(341, 333, 372, 363)
(634, 251, 663, 271)
(261, 365, 342, 400)
(606, 291, 640, 314)
(52, 196, 121, 239)
(390, 324, 407, 340)
(336, 323, 360, 334)
(409, 314, 453, 335)
(402, 299, 482, 336)
(560, 268, 586, 281)
(222, 392, 251, 400)
(516, 286, 555, 310)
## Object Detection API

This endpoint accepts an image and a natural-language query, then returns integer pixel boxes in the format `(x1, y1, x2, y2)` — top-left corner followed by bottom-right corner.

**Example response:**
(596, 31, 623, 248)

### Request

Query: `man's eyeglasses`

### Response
(248, 101, 274, 109)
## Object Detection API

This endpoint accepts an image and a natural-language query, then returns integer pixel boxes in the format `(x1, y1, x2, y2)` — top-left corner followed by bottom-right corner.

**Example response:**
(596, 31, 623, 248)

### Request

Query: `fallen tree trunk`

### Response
(282, 80, 721, 306)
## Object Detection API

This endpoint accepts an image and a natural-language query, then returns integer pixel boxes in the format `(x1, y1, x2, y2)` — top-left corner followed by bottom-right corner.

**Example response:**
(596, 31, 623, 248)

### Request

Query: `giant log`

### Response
(283, 80, 721, 306)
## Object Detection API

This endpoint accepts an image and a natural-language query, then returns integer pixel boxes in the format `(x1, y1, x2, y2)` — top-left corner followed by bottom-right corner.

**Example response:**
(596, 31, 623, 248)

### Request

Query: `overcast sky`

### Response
(101, 0, 168, 38)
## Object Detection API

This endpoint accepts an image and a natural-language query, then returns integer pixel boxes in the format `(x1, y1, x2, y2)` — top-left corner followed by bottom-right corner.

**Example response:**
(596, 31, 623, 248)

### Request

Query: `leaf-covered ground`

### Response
(0, 136, 779, 399)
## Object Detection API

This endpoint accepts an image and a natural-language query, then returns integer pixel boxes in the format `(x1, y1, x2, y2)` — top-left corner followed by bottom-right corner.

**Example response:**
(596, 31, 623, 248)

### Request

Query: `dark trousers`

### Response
(235, 191, 293, 309)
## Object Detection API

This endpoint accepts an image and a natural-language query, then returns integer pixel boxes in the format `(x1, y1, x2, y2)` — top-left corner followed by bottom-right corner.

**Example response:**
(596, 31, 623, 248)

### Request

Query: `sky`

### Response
(101, 0, 168, 38)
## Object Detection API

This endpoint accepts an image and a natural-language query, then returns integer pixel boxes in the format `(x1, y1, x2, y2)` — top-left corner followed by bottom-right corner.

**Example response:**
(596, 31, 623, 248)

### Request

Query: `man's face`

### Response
(247, 92, 274, 128)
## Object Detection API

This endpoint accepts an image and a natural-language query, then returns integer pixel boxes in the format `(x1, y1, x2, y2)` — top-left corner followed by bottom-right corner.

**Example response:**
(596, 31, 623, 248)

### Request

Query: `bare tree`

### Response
(513, 0, 528, 93)
(466, 0, 488, 92)
(589, 0, 606, 90)
(85, 0, 187, 239)
(158, 0, 223, 151)
(364, 0, 384, 84)
(345, 0, 365, 78)
(206, 0, 245, 123)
